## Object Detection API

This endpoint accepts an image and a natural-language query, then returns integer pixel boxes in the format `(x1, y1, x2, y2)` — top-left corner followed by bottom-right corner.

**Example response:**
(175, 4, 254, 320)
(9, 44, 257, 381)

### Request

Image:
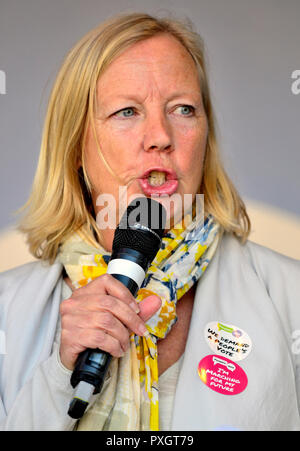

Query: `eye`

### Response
(174, 105, 195, 116)
(114, 107, 135, 118)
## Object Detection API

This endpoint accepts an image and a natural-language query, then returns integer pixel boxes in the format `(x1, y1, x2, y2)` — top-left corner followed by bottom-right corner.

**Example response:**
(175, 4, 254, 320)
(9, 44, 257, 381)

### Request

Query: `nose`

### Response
(142, 112, 173, 153)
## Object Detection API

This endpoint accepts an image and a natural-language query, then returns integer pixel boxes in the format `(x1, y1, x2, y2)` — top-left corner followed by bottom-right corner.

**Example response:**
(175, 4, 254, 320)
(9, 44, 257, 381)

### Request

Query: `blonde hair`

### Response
(17, 12, 250, 264)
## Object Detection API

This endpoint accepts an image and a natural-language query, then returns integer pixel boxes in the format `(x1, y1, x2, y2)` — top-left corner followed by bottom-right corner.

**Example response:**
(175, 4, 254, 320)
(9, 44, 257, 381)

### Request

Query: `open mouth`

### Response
(138, 167, 178, 196)
(147, 170, 167, 187)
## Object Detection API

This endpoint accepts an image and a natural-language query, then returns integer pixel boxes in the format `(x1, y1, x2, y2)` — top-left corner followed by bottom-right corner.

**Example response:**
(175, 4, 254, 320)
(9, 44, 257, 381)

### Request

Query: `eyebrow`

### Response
(100, 91, 202, 104)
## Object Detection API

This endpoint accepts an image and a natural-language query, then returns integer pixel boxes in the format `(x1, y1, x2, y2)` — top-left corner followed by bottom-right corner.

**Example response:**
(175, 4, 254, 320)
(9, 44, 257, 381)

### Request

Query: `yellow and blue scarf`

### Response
(58, 213, 220, 430)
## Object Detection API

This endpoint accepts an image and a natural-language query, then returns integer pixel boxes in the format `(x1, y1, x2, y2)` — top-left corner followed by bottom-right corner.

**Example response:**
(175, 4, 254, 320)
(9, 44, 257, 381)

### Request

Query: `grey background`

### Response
(0, 0, 299, 231)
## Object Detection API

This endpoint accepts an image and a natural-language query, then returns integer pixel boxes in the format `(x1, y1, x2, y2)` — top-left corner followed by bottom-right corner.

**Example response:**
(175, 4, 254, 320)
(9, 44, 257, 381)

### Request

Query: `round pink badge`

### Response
(198, 354, 248, 396)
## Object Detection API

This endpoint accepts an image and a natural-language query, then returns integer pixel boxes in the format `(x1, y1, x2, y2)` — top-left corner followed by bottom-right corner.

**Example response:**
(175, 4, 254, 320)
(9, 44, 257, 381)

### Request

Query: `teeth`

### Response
(148, 171, 166, 186)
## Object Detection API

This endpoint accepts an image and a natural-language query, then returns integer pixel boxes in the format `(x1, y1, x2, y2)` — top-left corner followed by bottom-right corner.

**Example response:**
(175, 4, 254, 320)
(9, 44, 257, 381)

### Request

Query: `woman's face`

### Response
(84, 33, 208, 250)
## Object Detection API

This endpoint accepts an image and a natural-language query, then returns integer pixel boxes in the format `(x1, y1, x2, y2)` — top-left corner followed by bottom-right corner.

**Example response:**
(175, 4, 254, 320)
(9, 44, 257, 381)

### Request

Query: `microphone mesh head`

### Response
(113, 197, 166, 261)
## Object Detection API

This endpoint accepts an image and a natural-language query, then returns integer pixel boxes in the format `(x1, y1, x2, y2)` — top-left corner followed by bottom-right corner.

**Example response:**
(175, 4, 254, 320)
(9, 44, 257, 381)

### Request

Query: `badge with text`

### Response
(204, 321, 252, 361)
(198, 354, 248, 395)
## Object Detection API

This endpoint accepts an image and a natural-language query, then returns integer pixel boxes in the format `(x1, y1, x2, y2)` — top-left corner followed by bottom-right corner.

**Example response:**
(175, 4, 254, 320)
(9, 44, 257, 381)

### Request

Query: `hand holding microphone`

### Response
(61, 197, 166, 418)
(59, 274, 161, 370)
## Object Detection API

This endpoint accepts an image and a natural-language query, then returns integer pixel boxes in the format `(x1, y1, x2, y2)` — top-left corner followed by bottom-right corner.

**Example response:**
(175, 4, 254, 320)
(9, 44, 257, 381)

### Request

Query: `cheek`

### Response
(175, 127, 207, 173)
(85, 122, 119, 173)
(96, 123, 141, 167)
(102, 117, 142, 140)
(84, 124, 139, 198)
(84, 127, 114, 194)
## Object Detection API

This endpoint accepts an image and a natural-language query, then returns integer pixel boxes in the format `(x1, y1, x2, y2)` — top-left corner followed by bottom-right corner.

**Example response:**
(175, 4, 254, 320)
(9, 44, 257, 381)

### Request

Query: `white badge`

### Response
(204, 321, 252, 361)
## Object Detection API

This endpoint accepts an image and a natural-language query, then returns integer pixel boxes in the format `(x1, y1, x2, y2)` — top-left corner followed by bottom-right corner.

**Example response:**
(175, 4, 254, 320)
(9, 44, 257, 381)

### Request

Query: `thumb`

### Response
(138, 295, 162, 323)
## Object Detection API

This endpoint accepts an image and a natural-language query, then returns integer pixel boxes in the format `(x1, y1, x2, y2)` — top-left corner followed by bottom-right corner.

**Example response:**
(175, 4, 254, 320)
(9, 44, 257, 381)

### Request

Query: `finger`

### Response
(62, 290, 139, 318)
(138, 295, 162, 322)
(96, 294, 149, 337)
(61, 309, 130, 353)
(92, 311, 130, 352)
(63, 294, 148, 337)
(77, 328, 125, 358)
(72, 274, 140, 312)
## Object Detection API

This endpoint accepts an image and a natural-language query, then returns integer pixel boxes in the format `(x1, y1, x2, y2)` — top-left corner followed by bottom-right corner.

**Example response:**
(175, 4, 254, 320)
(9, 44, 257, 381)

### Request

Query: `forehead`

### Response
(96, 34, 200, 99)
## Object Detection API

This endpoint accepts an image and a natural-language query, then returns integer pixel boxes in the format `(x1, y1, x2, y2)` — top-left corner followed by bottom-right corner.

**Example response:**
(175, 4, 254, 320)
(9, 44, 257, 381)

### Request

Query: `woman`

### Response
(0, 13, 299, 431)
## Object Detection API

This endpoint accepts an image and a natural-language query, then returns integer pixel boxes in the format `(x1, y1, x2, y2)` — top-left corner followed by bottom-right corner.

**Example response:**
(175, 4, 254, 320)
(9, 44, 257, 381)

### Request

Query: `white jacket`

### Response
(0, 234, 300, 430)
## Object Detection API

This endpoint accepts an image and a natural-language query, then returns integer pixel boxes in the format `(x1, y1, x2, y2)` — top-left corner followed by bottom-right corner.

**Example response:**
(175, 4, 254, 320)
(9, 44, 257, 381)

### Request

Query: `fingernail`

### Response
(130, 302, 140, 314)
(138, 323, 147, 335)
(138, 324, 150, 338)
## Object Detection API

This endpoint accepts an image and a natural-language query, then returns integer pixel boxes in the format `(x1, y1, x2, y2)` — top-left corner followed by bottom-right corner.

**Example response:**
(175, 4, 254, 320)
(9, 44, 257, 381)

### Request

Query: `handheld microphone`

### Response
(68, 197, 166, 419)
